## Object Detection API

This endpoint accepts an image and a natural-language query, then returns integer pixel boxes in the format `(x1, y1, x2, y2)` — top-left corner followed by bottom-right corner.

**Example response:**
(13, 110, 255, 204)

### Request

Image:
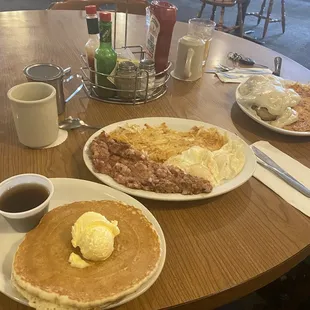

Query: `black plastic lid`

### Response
(87, 18, 99, 35)
(24, 64, 63, 81)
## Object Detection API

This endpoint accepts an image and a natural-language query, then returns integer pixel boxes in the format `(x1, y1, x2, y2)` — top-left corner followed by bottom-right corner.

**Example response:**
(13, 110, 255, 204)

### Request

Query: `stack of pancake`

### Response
(12, 200, 161, 310)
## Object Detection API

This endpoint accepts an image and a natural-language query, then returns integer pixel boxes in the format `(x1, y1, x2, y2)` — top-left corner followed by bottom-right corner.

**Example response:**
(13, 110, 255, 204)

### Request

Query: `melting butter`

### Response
(69, 252, 90, 269)
(71, 212, 120, 262)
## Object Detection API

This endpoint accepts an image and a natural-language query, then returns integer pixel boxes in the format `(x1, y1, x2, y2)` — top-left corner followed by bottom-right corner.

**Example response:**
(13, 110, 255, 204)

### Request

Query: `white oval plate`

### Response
(83, 117, 256, 201)
(235, 84, 310, 136)
(0, 178, 166, 309)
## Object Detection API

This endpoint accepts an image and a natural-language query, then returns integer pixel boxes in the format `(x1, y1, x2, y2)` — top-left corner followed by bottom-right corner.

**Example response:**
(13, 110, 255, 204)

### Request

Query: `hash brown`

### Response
(109, 123, 228, 162)
(285, 83, 310, 132)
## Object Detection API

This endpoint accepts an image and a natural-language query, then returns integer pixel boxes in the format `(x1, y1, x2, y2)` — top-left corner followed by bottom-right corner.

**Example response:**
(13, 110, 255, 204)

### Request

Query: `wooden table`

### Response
(1, 10, 310, 310)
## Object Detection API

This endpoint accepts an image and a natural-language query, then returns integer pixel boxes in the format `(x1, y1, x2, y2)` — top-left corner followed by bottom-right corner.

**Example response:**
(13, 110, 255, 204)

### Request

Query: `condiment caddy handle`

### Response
(63, 71, 83, 103)
(64, 67, 72, 75)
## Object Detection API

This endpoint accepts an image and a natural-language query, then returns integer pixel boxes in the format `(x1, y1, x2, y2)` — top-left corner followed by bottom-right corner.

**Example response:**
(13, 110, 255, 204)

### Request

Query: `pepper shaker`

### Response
(139, 59, 156, 99)
(115, 61, 139, 100)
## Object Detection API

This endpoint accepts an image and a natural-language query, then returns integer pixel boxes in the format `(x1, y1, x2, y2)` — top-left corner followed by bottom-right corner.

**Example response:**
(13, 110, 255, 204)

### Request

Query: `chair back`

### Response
(49, 1, 147, 15)
(201, 0, 237, 6)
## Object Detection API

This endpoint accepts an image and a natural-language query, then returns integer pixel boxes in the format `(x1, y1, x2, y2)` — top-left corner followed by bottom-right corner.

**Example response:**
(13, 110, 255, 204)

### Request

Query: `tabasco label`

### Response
(99, 23, 112, 43)
(146, 14, 160, 60)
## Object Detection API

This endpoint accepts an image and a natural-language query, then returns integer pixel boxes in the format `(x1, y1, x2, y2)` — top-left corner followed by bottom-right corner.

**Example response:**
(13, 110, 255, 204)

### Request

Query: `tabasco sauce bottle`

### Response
(95, 12, 117, 99)
(85, 5, 99, 84)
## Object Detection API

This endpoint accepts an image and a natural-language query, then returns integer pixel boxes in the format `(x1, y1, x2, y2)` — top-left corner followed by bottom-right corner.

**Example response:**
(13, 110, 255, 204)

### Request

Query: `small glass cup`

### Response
(188, 18, 216, 66)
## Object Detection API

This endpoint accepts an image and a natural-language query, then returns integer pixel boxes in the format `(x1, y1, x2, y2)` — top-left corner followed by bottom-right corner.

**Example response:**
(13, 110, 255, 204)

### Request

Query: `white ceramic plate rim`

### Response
(0, 178, 166, 309)
(83, 117, 257, 201)
(235, 83, 310, 136)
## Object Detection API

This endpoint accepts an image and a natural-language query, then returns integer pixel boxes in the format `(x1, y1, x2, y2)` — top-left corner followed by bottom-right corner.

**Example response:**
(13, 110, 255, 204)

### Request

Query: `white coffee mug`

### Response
(172, 35, 205, 82)
(7, 82, 59, 148)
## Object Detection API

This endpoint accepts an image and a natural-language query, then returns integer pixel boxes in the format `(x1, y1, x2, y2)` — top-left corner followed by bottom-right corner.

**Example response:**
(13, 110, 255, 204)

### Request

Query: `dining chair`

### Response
(246, 0, 286, 38)
(48, 0, 148, 15)
(197, 0, 244, 37)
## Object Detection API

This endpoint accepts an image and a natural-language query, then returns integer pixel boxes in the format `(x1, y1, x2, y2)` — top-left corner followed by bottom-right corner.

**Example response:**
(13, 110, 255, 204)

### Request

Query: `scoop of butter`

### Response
(71, 212, 120, 261)
(69, 252, 90, 269)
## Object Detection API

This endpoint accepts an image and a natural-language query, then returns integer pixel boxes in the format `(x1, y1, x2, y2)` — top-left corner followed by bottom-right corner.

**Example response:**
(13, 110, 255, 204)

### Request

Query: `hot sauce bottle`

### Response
(94, 12, 117, 99)
(85, 5, 100, 83)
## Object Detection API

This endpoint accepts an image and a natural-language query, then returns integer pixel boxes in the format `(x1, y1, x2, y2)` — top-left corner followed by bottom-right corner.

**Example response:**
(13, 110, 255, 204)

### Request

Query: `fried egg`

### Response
(166, 139, 245, 186)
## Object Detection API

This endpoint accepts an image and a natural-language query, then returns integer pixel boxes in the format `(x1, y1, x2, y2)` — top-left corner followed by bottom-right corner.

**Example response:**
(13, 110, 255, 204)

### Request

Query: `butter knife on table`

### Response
(252, 146, 310, 198)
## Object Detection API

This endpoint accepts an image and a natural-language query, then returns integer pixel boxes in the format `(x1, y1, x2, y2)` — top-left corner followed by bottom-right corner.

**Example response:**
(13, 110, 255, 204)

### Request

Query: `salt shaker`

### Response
(139, 59, 156, 99)
(115, 61, 139, 100)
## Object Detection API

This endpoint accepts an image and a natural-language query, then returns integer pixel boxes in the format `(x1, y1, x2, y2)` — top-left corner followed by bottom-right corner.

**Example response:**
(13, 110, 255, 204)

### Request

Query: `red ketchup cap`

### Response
(85, 5, 97, 15)
(99, 12, 112, 22)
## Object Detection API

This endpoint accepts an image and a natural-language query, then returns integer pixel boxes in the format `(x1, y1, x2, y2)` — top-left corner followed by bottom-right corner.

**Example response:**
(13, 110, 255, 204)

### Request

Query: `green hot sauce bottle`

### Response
(95, 12, 117, 99)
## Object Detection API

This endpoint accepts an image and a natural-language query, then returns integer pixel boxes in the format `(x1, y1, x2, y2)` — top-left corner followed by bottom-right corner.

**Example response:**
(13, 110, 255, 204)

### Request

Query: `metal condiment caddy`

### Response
(80, 4, 172, 105)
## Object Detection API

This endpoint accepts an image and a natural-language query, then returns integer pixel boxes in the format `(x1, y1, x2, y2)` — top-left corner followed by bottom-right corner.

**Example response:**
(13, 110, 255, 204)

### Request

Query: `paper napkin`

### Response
(216, 68, 273, 83)
(252, 141, 310, 217)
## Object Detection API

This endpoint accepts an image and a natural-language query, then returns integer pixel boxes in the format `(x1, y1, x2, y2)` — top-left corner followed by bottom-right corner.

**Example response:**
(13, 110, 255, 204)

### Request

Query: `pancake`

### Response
(12, 200, 161, 309)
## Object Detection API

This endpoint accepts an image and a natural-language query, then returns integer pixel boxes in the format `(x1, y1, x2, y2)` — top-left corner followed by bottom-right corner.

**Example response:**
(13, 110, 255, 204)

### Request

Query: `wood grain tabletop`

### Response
(1, 10, 310, 310)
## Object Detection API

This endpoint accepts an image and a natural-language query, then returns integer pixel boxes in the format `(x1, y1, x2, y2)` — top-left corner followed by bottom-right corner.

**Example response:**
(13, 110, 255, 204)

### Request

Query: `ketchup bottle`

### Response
(146, 1, 177, 73)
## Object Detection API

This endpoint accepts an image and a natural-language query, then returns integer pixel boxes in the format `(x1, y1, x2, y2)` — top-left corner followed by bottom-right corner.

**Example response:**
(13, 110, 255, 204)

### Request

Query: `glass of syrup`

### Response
(0, 174, 54, 232)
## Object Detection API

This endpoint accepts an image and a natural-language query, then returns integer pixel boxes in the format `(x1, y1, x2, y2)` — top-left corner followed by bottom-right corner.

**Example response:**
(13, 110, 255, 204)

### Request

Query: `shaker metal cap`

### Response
(23, 64, 63, 81)
(139, 59, 155, 70)
(118, 61, 136, 72)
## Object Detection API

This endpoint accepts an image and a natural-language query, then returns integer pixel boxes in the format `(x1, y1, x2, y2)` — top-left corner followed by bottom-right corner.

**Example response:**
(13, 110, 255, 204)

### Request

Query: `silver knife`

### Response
(252, 146, 310, 198)
(205, 69, 271, 74)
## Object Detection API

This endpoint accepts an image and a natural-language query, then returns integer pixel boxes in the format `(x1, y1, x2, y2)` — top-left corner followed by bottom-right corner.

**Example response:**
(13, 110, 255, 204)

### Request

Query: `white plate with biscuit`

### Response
(235, 78, 310, 136)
